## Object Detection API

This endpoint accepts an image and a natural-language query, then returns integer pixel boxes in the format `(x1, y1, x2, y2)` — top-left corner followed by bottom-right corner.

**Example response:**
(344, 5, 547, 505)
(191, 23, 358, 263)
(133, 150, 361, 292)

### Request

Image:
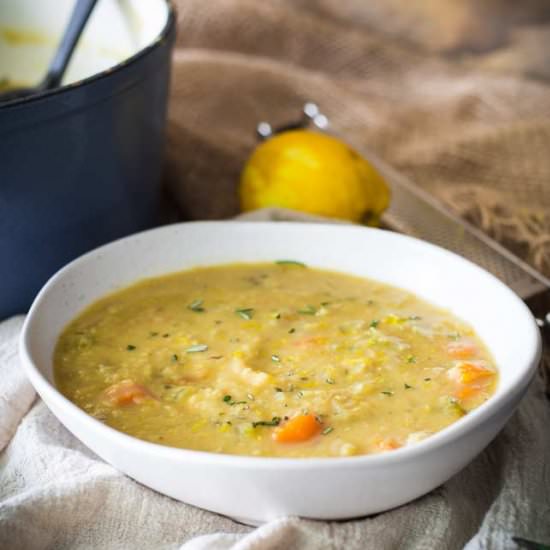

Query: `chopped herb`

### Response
(408, 315, 422, 321)
(275, 387, 284, 392)
(296, 391, 304, 399)
(449, 397, 467, 415)
(162, 333, 170, 338)
(209, 355, 224, 360)
(381, 391, 394, 396)
(448, 332, 461, 341)
(275, 313, 281, 319)
(126, 344, 136, 351)
(252, 417, 281, 428)
(173, 388, 186, 401)
(288, 328, 296, 334)
(424, 377, 431, 382)
(370, 320, 380, 328)
(235, 307, 254, 320)
(172, 354, 179, 362)
(188, 299, 205, 312)
(150, 331, 159, 337)
(407, 355, 417, 364)
(300, 377, 309, 381)
(325, 378, 335, 385)
(275, 260, 307, 267)
(322, 426, 334, 435)
(298, 305, 317, 315)
(223, 394, 247, 406)
(404, 383, 413, 390)
(186, 344, 208, 353)
(321, 301, 331, 307)
(271, 354, 281, 363)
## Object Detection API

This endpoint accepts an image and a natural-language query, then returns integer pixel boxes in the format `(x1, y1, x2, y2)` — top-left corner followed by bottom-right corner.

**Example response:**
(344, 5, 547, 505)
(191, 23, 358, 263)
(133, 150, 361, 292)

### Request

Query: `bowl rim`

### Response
(19, 220, 542, 470)
(0, 0, 176, 110)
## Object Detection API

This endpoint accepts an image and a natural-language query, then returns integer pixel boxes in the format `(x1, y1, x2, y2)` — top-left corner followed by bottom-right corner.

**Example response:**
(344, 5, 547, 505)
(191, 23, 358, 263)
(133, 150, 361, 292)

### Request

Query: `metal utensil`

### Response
(0, 0, 98, 103)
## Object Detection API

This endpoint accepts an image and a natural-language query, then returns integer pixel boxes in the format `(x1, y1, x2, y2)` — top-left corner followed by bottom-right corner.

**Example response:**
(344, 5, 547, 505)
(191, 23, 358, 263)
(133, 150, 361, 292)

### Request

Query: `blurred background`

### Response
(165, 0, 550, 276)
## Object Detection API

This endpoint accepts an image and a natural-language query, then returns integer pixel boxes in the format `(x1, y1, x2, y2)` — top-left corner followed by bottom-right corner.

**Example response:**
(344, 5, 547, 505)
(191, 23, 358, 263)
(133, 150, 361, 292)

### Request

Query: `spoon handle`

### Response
(41, 0, 99, 90)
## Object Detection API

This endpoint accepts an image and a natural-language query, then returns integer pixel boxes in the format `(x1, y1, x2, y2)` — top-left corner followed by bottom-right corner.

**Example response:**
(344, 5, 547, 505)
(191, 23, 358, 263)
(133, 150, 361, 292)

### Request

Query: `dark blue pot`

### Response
(0, 4, 176, 318)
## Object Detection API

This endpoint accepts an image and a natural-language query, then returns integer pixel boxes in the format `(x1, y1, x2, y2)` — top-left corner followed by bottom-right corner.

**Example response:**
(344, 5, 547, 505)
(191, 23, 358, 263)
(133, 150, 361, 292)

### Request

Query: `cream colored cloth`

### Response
(1, 300, 550, 548)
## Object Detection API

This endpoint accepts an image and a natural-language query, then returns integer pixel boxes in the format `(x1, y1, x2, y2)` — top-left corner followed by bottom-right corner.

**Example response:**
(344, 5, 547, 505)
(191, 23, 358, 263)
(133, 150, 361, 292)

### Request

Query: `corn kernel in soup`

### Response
(54, 262, 497, 458)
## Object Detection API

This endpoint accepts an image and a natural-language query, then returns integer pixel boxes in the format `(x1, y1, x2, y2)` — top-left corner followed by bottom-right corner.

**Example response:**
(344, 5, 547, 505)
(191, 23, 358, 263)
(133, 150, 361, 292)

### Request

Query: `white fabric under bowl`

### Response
(19, 222, 541, 524)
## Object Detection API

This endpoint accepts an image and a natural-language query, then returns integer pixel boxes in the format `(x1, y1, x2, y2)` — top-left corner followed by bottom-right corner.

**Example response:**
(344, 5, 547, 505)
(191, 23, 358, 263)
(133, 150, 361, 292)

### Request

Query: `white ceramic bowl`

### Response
(20, 222, 541, 525)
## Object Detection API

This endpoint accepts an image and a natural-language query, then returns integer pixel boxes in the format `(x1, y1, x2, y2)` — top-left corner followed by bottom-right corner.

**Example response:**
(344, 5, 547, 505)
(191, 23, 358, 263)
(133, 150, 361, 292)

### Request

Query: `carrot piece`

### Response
(372, 437, 402, 451)
(447, 361, 494, 384)
(447, 340, 478, 359)
(292, 336, 327, 348)
(272, 414, 322, 443)
(376, 438, 401, 451)
(103, 379, 152, 406)
(459, 362, 494, 384)
(454, 385, 481, 401)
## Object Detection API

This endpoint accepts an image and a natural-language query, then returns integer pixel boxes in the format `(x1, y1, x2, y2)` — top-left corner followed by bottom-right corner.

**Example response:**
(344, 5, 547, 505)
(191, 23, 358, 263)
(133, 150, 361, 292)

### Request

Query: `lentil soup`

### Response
(54, 262, 497, 457)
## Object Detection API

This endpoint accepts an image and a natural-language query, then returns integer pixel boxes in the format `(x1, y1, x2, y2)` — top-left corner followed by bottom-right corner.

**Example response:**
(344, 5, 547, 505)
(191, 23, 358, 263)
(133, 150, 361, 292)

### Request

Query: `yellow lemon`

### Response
(239, 130, 390, 225)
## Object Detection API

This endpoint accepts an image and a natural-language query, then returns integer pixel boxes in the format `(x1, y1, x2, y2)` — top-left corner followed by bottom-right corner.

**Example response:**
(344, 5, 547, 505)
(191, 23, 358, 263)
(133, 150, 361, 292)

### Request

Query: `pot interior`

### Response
(0, 0, 170, 88)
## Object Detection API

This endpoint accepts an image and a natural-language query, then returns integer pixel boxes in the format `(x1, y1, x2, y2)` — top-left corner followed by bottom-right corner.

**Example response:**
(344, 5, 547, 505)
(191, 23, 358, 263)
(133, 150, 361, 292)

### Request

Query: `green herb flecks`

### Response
(172, 388, 186, 401)
(288, 328, 296, 334)
(407, 355, 417, 364)
(172, 354, 179, 362)
(252, 417, 281, 428)
(275, 260, 307, 267)
(408, 315, 421, 321)
(235, 307, 254, 320)
(325, 378, 335, 385)
(223, 394, 247, 406)
(322, 426, 334, 435)
(271, 354, 281, 363)
(449, 397, 467, 416)
(186, 344, 208, 353)
(126, 344, 136, 351)
(298, 305, 317, 315)
(381, 390, 394, 396)
(188, 299, 205, 312)
(370, 320, 380, 328)
(404, 383, 413, 390)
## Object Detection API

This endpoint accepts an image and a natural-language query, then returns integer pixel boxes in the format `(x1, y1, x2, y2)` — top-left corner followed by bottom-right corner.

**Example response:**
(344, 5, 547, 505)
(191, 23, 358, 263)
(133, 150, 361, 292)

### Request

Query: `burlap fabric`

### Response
(165, 0, 550, 278)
